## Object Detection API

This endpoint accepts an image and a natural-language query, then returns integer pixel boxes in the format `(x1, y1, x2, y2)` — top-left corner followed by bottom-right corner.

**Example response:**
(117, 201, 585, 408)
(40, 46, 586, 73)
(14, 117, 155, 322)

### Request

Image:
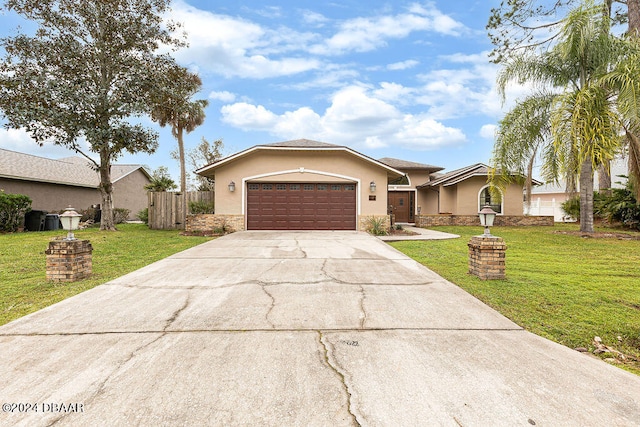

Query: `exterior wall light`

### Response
(228, 181, 236, 192)
(478, 204, 497, 236)
(59, 206, 82, 240)
(370, 181, 376, 192)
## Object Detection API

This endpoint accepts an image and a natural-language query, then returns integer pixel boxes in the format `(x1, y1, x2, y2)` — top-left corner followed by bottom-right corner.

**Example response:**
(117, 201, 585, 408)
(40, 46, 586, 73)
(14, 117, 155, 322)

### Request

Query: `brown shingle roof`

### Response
(261, 139, 342, 148)
(378, 157, 443, 172)
(0, 148, 149, 187)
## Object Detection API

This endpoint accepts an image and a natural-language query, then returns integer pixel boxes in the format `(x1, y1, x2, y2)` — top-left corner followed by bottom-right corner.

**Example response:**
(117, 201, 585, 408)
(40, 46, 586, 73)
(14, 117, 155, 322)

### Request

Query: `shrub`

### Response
(0, 191, 32, 232)
(595, 183, 640, 230)
(561, 196, 580, 220)
(113, 208, 131, 224)
(365, 216, 389, 236)
(189, 200, 215, 214)
(137, 208, 149, 224)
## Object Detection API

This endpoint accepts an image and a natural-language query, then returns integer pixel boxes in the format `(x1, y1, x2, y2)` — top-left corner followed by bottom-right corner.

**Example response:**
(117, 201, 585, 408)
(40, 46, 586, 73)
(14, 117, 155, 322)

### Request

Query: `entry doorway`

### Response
(388, 191, 414, 223)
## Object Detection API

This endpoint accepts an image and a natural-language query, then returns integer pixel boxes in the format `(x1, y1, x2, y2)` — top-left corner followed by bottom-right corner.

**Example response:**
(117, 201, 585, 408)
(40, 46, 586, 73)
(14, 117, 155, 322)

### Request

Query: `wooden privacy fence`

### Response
(148, 191, 214, 230)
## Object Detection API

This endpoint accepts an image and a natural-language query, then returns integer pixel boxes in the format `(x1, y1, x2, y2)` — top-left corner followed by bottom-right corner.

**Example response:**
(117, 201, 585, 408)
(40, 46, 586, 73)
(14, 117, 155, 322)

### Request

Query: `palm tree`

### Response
(151, 67, 208, 193)
(491, 1, 635, 232)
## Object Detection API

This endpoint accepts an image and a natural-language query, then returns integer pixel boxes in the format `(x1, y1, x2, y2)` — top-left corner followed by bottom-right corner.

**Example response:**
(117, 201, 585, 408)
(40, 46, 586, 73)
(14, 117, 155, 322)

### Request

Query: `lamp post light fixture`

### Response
(478, 204, 497, 236)
(228, 181, 236, 192)
(370, 181, 376, 192)
(59, 206, 82, 240)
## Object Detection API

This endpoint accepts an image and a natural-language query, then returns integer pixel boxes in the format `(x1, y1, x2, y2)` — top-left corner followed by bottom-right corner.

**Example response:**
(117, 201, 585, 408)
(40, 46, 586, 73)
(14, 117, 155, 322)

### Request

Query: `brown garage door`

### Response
(247, 183, 356, 230)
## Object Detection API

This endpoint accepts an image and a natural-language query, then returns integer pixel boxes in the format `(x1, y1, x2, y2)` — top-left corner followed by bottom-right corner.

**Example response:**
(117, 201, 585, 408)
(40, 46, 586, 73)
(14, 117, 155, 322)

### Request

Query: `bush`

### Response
(365, 216, 389, 236)
(137, 208, 149, 224)
(113, 208, 131, 224)
(595, 184, 640, 230)
(0, 191, 32, 232)
(189, 200, 215, 214)
(561, 195, 581, 220)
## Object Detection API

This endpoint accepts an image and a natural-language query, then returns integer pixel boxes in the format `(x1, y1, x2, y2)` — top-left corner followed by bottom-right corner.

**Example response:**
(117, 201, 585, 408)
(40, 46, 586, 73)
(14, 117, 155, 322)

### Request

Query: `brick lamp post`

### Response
(45, 206, 93, 282)
(468, 205, 506, 280)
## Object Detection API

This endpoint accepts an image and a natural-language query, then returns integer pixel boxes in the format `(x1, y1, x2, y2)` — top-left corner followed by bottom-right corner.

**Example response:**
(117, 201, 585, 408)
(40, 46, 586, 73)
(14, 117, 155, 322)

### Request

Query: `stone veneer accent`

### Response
(186, 214, 245, 233)
(45, 239, 93, 282)
(358, 215, 391, 233)
(416, 214, 554, 227)
(468, 235, 506, 280)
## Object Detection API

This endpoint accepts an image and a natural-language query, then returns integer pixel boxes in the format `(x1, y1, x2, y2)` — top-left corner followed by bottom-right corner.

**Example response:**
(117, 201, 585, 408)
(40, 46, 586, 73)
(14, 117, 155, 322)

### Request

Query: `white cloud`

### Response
(0, 128, 92, 159)
(301, 10, 328, 27)
(220, 85, 466, 150)
(387, 60, 419, 70)
(168, 1, 321, 78)
(209, 91, 237, 103)
(480, 124, 497, 139)
(309, 2, 466, 55)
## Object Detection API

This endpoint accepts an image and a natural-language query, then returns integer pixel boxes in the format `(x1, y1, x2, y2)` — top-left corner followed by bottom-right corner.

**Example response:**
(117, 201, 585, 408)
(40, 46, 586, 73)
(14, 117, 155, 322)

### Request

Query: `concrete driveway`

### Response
(1, 231, 639, 426)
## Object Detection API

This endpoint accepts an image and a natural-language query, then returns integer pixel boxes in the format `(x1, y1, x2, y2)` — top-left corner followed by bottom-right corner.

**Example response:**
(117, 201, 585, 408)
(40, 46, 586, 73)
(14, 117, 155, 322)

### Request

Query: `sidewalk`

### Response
(378, 224, 460, 241)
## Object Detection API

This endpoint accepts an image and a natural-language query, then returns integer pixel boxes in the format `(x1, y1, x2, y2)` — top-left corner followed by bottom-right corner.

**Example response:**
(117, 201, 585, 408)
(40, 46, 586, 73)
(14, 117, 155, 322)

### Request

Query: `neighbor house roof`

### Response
(378, 157, 443, 172)
(0, 148, 150, 188)
(418, 163, 543, 188)
(196, 138, 406, 178)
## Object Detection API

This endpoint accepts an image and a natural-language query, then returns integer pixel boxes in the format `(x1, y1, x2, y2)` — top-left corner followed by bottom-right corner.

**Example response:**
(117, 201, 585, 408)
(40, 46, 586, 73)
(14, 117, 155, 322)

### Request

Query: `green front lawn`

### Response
(0, 223, 213, 326)
(390, 224, 640, 374)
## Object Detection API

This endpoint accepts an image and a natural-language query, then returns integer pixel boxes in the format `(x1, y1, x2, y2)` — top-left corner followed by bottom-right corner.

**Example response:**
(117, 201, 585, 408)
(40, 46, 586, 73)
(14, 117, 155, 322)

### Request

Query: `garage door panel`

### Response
(247, 182, 356, 230)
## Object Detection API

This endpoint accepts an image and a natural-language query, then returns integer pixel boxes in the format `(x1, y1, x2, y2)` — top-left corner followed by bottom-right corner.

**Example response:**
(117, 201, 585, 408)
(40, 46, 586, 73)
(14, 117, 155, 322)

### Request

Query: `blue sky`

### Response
(1, 0, 528, 185)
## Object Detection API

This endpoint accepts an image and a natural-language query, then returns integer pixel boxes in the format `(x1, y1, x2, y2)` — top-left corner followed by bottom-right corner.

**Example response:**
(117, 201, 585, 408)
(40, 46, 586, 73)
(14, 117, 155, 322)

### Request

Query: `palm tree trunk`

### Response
(597, 162, 611, 195)
(579, 160, 594, 233)
(629, 0, 640, 37)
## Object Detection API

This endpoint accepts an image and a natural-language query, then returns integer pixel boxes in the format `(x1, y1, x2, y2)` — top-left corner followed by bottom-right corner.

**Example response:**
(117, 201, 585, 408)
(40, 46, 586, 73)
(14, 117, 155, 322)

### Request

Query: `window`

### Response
(317, 184, 327, 191)
(262, 184, 273, 190)
(479, 186, 502, 214)
(344, 185, 355, 191)
(276, 184, 287, 191)
(248, 184, 259, 190)
(331, 185, 341, 191)
(304, 184, 314, 191)
(289, 184, 300, 190)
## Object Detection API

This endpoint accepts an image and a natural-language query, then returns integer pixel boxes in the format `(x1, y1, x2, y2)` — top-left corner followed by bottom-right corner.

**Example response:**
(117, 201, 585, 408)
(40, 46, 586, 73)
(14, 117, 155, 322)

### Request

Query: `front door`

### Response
(388, 191, 412, 223)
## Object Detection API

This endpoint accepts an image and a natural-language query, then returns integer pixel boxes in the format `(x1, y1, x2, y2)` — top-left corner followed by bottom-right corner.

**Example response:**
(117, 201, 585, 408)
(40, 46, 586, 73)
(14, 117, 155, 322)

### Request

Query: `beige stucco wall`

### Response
(1, 169, 149, 219)
(112, 170, 151, 219)
(202, 149, 391, 217)
(454, 176, 524, 216)
(417, 187, 439, 214)
(415, 176, 524, 216)
(0, 178, 100, 212)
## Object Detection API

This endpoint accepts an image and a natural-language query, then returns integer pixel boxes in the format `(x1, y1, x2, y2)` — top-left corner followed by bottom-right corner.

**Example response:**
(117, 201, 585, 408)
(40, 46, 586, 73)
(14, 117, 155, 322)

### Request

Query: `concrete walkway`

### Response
(378, 224, 459, 241)
(0, 231, 639, 426)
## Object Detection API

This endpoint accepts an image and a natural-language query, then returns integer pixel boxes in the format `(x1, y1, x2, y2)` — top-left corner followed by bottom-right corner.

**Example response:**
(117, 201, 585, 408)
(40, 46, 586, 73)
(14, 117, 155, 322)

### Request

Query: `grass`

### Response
(0, 223, 213, 326)
(390, 223, 640, 375)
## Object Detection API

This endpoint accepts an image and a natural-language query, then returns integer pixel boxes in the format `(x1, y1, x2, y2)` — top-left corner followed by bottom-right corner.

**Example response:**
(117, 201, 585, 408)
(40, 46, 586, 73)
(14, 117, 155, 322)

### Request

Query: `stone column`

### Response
(45, 240, 93, 282)
(468, 235, 506, 280)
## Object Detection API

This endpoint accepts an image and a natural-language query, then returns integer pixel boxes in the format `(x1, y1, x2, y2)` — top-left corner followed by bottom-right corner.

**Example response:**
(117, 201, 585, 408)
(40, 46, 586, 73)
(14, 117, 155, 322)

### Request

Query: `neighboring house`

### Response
(0, 148, 151, 219)
(195, 139, 535, 231)
(529, 156, 629, 221)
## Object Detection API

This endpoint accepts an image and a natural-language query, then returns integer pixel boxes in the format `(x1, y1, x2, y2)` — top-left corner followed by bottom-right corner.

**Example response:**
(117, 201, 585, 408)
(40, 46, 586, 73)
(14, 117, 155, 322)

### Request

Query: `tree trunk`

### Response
(579, 160, 594, 233)
(99, 149, 117, 231)
(629, 0, 640, 37)
(177, 126, 186, 193)
(597, 161, 611, 195)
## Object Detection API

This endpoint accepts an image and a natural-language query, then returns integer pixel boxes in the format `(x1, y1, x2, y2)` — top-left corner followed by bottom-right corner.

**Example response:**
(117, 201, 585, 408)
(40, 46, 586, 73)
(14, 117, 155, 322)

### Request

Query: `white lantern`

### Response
(59, 206, 82, 240)
(478, 204, 497, 236)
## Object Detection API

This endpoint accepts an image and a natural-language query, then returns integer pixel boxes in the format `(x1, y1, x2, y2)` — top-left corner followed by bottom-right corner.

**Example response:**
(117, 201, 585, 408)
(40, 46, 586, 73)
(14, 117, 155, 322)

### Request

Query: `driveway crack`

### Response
(358, 285, 367, 329)
(259, 282, 276, 329)
(317, 331, 362, 426)
(164, 293, 191, 331)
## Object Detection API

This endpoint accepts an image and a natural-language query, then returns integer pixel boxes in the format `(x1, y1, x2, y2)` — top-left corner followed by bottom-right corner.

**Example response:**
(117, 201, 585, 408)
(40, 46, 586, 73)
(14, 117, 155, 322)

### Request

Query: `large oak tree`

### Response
(0, 0, 186, 230)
